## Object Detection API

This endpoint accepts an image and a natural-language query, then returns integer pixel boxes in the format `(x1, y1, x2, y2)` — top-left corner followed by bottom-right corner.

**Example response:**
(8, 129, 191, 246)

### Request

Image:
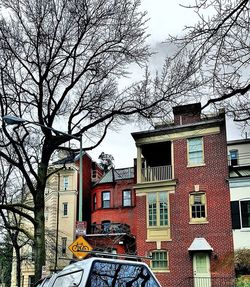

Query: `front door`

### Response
(193, 253, 211, 287)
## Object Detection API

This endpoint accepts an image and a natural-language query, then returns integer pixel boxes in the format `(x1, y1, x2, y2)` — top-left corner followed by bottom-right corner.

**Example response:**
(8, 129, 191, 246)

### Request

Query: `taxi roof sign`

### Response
(68, 236, 93, 259)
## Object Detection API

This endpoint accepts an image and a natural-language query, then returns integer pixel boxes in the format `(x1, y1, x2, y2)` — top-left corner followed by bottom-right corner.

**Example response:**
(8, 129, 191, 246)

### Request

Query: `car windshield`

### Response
(87, 260, 160, 286)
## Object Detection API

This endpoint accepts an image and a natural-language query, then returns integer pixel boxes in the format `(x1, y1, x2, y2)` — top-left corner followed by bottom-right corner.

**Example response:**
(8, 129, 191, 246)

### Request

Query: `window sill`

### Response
(146, 239, 172, 243)
(187, 163, 206, 168)
(152, 269, 170, 273)
(239, 228, 250, 231)
(147, 226, 170, 229)
(189, 220, 209, 225)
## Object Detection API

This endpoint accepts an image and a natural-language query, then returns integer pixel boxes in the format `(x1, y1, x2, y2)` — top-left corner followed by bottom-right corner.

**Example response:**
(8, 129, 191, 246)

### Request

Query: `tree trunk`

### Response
(33, 163, 47, 282)
(14, 244, 21, 287)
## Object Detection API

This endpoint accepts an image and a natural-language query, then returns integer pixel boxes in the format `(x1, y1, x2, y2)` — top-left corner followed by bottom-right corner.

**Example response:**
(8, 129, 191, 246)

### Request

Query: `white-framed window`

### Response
(189, 192, 207, 222)
(148, 192, 168, 227)
(122, 189, 132, 207)
(63, 176, 69, 190)
(241, 200, 250, 228)
(187, 137, 204, 166)
(102, 191, 110, 208)
(151, 250, 169, 271)
(63, 202, 68, 216)
(232, 200, 250, 229)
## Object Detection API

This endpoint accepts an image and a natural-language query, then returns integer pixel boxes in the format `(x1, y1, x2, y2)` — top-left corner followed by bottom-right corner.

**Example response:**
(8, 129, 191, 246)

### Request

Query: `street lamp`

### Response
(2, 115, 84, 222)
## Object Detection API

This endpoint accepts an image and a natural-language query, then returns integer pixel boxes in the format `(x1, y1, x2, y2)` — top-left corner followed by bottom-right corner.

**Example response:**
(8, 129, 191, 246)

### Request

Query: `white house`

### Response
(228, 139, 250, 250)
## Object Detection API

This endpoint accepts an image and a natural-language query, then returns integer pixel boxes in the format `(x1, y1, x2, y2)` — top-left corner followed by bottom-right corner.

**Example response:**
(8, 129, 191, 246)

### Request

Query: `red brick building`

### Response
(87, 167, 136, 255)
(132, 103, 235, 286)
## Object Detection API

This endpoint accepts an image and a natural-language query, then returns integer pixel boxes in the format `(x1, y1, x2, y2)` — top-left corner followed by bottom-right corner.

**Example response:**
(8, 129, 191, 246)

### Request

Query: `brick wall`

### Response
(135, 112, 234, 286)
(91, 179, 136, 235)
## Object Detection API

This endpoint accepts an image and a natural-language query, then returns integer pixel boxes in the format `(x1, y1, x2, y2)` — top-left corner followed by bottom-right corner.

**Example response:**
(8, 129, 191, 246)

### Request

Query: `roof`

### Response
(97, 167, 134, 184)
(227, 138, 250, 146)
(188, 237, 213, 252)
(52, 151, 86, 165)
(131, 118, 224, 141)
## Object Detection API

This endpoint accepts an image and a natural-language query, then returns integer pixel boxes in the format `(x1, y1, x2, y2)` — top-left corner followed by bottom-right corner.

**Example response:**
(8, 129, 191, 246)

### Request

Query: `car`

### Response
(34, 275, 52, 287)
(47, 257, 162, 286)
(34, 273, 58, 287)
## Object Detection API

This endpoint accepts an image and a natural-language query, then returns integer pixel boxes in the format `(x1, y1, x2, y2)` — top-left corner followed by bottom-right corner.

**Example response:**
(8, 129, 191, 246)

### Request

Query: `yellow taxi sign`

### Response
(68, 236, 93, 259)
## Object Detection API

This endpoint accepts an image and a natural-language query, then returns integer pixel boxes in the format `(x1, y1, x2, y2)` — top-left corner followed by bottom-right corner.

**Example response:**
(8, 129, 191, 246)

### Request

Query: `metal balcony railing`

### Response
(141, 165, 172, 182)
(90, 223, 131, 235)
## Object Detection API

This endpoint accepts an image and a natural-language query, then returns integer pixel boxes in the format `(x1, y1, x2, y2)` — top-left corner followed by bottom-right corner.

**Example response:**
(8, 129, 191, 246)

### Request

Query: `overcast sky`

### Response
(88, 0, 249, 168)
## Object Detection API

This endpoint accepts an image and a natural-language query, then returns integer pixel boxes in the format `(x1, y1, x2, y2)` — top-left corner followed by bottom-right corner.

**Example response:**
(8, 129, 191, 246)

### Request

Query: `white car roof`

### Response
(48, 257, 162, 287)
(61, 257, 150, 273)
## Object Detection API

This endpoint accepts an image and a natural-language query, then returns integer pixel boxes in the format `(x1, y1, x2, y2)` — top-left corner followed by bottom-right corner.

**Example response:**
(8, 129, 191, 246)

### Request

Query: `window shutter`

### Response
(231, 201, 241, 229)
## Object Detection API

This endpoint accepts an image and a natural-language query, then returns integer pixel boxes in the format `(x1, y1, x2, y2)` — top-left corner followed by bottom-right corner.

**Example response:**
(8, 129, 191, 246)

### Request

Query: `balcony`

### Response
(90, 223, 131, 235)
(141, 165, 172, 182)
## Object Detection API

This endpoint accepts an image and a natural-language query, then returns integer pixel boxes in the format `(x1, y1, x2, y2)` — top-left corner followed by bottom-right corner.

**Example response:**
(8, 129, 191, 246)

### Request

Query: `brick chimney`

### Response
(173, 103, 201, 125)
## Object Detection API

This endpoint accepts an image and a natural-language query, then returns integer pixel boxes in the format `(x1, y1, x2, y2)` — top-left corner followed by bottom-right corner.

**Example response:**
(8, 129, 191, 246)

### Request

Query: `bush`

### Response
(236, 276, 250, 287)
(235, 249, 250, 276)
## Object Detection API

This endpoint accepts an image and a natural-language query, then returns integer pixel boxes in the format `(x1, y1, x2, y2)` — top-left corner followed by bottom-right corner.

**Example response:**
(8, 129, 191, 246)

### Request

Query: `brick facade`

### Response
(133, 103, 235, 286)
(89, 168, 136, 254)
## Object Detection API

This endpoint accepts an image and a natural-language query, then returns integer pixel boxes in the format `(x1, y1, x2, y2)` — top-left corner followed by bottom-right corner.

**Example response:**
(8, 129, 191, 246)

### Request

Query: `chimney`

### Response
(173, 103, 201, 125)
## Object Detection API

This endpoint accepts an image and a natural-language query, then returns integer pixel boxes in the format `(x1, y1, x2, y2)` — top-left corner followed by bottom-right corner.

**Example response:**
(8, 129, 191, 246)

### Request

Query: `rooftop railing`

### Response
(90, 223, 131, 235)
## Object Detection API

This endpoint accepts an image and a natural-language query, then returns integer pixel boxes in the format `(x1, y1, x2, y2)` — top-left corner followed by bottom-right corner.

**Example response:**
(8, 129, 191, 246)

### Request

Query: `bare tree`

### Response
(155, 0, 250, 125)
(0, 159, 34, 287)
(0, 0, 179, 281)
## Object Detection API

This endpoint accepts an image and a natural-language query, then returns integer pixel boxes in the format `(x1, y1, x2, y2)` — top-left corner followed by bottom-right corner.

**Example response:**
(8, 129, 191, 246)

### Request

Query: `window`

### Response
(93, 194, 97, 211)
(232, 200, 250, 229)
(62, 237, 67, 255)
(123, 190, 132, 207)
(151, 250, 168, 270)
(188, 137, 204, 165)
(241, 201, 250, 228)
(63, 202, 68, 216)
(148, 192, 168, 227)
(102, 191, 110, 208)
(190, 193, 207, 222)
(63, 176, 69, 190)
(229, 149, 238, 166)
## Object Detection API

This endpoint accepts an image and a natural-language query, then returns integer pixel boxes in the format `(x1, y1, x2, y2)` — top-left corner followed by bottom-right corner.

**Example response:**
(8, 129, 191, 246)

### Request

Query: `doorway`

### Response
(193, 252, 211, 287)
